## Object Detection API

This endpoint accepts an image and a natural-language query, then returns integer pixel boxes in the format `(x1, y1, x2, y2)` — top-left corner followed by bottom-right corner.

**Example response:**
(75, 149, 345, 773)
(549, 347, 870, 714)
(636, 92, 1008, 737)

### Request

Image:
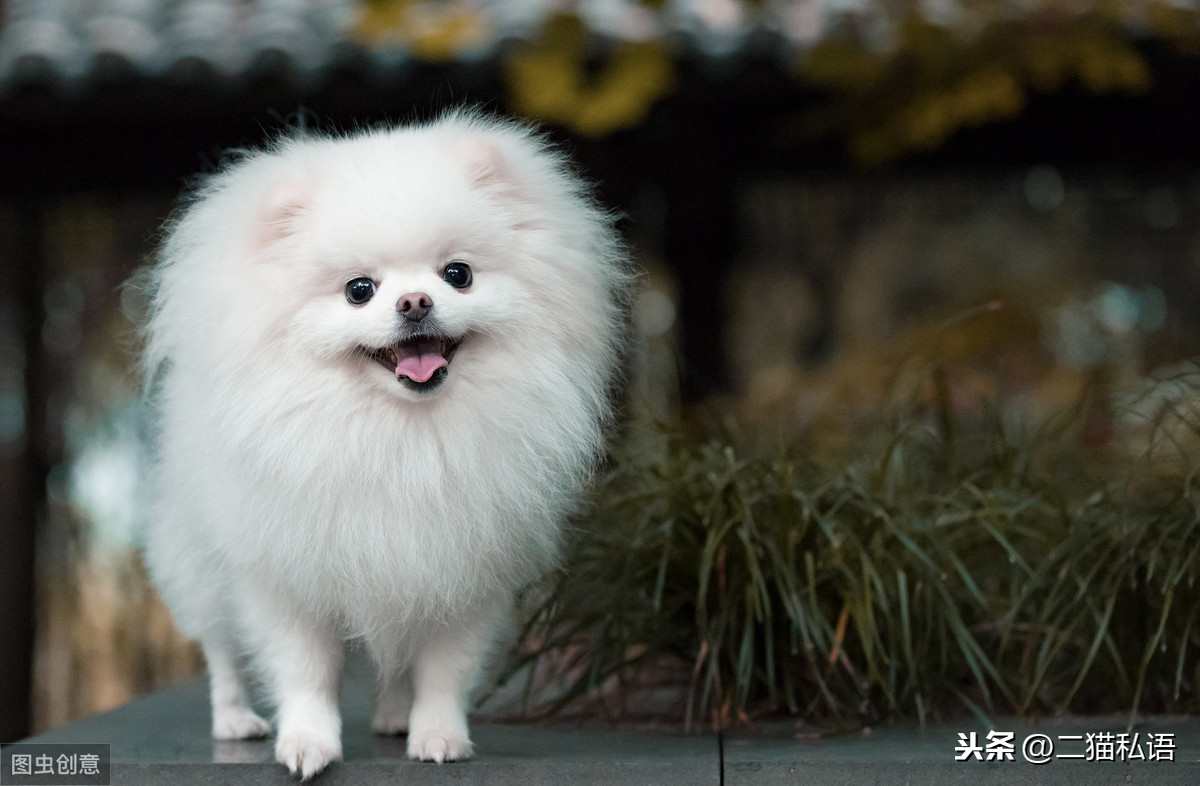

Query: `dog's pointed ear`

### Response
(451, 136, 543, 229)
(255, 179, 310, 248)
(454, 137, 509, 188)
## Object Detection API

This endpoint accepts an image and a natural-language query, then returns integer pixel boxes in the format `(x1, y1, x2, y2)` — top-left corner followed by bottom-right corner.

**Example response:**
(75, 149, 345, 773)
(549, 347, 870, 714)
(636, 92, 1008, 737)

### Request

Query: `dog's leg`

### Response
(243, 591, 344, 780)
(371, 669, 413, 735)
(406, 603, 505, 763)
(268, 625, 343, 779)
(203, 635, 270, 740)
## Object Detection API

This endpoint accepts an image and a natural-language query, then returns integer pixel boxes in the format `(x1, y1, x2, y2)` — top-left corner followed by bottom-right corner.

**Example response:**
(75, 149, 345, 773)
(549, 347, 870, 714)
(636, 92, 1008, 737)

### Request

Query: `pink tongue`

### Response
(396, 351, 447, 383)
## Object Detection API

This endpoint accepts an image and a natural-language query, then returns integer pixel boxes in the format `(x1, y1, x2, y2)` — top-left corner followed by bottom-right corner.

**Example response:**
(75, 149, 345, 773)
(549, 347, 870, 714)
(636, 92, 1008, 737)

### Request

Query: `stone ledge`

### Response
(22, 666, 1200, 784)
(725, 715, 1200, 785)
(23, 671, 718, 785)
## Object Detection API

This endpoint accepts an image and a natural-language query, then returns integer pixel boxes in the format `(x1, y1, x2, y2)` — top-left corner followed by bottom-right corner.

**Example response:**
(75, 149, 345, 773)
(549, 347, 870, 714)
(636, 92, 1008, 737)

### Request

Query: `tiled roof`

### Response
(0, 0, 877, 92)
(0, 0, 1189, 94)
(0, 0, 357, 87)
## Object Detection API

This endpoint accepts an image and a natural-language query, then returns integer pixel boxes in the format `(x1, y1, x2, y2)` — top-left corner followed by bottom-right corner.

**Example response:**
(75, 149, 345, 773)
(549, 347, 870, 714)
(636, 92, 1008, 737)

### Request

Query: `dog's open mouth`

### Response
(367, 333, 463, 393)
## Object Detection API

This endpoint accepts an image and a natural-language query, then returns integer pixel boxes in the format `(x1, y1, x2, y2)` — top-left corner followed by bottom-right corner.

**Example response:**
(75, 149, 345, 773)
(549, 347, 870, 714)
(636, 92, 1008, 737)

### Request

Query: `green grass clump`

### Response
(509, 369, 1200, 729)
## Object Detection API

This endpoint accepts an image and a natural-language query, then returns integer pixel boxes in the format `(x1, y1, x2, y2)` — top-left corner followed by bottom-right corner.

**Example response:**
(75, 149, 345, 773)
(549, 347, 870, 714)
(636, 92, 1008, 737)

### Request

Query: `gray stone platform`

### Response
(22, 665, 1200, 784)
(725, 716, 1200, 785)
(23, 673, 717, 785)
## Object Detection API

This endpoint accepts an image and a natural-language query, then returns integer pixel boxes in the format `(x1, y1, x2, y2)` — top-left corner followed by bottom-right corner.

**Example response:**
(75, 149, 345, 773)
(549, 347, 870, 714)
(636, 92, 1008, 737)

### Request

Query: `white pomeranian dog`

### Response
(140, 111, 629, 779)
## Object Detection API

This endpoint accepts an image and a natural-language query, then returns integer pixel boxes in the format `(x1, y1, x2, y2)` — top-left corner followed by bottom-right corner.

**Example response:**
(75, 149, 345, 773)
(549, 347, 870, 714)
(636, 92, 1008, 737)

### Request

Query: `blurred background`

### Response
(2, 0, 1200, 741)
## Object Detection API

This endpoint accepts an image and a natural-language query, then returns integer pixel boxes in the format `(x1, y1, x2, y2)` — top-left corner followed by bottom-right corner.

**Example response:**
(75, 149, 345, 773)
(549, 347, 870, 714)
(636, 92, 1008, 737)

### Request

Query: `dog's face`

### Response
(247, 133, 540, 402)
(307, 256, 486, 399)
(340, 265, 472, 396)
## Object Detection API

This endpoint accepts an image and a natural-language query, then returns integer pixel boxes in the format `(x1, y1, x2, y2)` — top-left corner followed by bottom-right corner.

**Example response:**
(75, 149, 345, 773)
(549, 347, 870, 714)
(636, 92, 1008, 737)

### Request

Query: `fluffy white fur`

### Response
(141, 111, 628, 779)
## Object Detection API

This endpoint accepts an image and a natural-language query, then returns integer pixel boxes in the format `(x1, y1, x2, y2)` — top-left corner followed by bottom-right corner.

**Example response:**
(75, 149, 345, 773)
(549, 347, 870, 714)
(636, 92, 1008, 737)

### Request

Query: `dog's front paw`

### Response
(275, 729, 342, 780)
(406, 729, 473, 763)
(212, 706, 271, 740)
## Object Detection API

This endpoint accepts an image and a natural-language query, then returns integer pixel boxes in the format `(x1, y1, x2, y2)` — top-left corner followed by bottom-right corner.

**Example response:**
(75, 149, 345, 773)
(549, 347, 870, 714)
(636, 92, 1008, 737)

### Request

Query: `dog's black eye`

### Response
(345, 277, 376, 305)
(442, 262, 472, 290)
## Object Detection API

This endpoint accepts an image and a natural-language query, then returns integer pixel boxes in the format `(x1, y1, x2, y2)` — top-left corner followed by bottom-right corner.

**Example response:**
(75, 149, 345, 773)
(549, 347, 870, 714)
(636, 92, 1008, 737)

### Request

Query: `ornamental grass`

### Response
(506, 364, 1200, 730)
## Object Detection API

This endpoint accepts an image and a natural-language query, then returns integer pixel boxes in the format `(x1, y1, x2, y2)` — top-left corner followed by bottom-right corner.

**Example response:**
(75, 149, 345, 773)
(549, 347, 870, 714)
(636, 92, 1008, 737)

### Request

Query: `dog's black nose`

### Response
(397, 292, 432, 322)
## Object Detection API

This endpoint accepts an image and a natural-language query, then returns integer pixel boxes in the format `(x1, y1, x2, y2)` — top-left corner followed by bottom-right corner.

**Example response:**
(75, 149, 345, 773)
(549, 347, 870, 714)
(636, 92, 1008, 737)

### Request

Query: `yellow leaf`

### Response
(1077, 49, 1115, 93)
(1110, 49, 1152, 93)
(981, 68, 1024, 118)
(902, 96, 953, 150)
(1026, 37, 1069, 93)
(352, 0, 413, 46)
(506, 49, 580, 124)
(803, 42, 885, 92)
(504, 30, 674, 136)
(1148, 0, 1200, 52)
(351, 1, 489, 59)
